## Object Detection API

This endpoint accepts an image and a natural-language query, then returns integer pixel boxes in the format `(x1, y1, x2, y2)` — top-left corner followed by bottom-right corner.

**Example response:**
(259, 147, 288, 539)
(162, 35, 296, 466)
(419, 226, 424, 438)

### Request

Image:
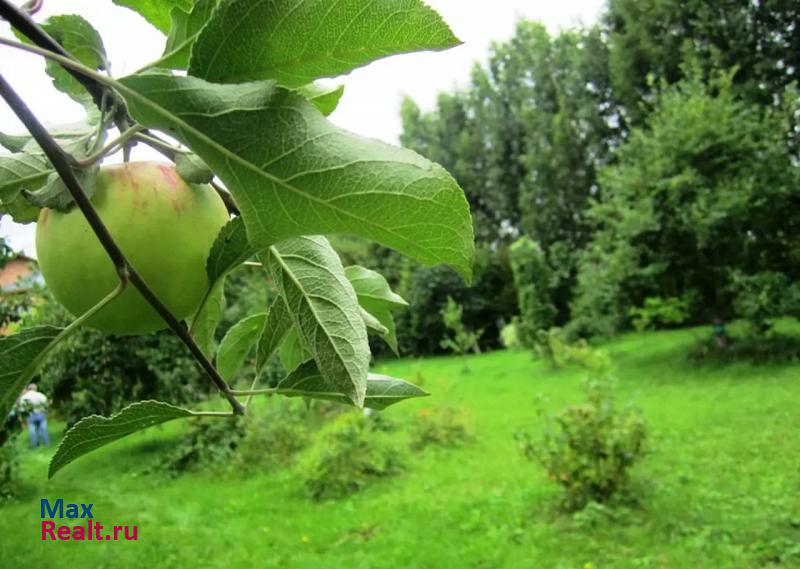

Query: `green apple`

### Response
(36, 161, 229, 335)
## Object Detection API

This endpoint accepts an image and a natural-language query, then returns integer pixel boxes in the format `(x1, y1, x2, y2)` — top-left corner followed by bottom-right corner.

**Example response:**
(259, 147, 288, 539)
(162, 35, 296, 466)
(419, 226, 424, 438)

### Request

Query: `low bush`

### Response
(233, 400, 316, 473)
(628, 296, 690, 332)
(160, 417, 244, 475)
(518, 346, 647, 510)
(0, 419, 19, 500)
(409, 406, 472, 450)
(296, 412, 406, 500)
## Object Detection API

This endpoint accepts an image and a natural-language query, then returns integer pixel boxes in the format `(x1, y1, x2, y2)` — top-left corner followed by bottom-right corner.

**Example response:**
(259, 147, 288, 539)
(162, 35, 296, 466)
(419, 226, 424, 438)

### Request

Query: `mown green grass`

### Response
(1, 325, 799, 568)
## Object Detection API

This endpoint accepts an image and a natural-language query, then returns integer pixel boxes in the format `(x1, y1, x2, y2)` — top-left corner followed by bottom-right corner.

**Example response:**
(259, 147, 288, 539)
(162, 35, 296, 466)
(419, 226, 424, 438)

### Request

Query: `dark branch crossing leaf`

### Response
(216, 312, 267, 381)
(345, 265, 407, 354)
(0, 326, 63, 418)
(23, 167, 99, 212)
(188, 0, 461, 87)
(264, 236, 369, 405)
(255, 296, 293, 373)
(112, 0, 192, 34)
(275, 360, 428, 410)
(16, 15, 107, 104)
(159, 0, 217, 69)
(118, 73, 475, 280)
(296, 83, 345, 117)
(49, 401, 194, 478)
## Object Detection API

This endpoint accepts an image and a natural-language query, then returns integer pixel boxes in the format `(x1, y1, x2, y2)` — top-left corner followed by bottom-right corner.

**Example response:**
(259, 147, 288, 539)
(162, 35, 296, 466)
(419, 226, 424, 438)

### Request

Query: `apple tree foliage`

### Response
(0, 0, 474, 477)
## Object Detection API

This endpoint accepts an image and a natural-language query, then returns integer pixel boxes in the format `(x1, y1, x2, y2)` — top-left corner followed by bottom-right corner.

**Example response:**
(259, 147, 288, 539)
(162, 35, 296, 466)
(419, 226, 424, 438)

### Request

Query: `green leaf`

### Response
(118, 73, 475, 280)
(0, 326, 63, 418)
(188, 0, 460, 86)
(275, 360, 428, 410)
(255, 296, 293, 373)
(189, 276, 226, 357)
(345, 265, 407, 354)
(175, 152, 214, 184)
(0, 153, 53, 223)
(0, 132, 30, 153)
(216, 312, 267, 380)
(0, 326, 63, 419)
(49, 401, 194, 478)
(278, 327, 310, 373)
(296, 83, 345, 117)
(205, 217, 256, 286)
(360, 306, 389, 336)
(16, 15, 107, 103)
(159, 0, 217, 69)
(264, 236, 369, 405)
(23, 167, 99, 212)
(112, 0, 192, 34)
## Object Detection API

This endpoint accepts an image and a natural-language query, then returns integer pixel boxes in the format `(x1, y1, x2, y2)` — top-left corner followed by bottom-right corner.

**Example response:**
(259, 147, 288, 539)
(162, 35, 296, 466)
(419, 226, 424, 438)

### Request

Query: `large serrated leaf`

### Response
(205, 217, 256, 285)
(188, 0, 460, 87)
(113, 0, 192, 34)
(255, 296, 293, 373)
(159, 0, 217, 69)
(345, 265, 407, 354)
(264, 236, 369, 406)
(117, 73, 474, 280)
(216, 312, 267, 381)
(0, 326, 63, 417)
(49, 401, 194, 478)
(275, 360, 428, 410)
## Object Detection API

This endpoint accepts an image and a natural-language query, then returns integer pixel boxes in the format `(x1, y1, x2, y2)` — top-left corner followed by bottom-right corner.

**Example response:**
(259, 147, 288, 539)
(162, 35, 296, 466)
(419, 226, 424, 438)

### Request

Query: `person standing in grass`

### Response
(18, 384, 50, 448)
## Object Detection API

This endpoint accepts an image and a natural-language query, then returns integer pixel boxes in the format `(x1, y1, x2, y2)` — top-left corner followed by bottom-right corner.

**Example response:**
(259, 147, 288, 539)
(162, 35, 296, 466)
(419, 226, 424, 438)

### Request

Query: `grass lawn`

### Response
(1, 325, 799, 568)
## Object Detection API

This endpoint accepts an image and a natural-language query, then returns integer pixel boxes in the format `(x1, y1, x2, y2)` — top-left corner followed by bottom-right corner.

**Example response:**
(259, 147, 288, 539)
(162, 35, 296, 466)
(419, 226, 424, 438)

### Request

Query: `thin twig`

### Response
(0, 73, 245, 416)
(72, 125, 144, 167)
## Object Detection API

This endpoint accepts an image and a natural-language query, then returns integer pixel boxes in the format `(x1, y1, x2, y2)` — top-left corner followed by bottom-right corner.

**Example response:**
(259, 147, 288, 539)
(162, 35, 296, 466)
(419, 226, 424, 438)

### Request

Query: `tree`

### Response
(572, 68, 800, 337)
(0, 0, 473, 478)
(509, 237, 556, 348)
(605, 0, 800, 126)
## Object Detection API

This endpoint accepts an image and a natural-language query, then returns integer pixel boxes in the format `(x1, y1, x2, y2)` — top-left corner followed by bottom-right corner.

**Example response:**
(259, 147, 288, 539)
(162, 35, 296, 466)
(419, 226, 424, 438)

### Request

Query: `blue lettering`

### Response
(41, 498, 63, 519)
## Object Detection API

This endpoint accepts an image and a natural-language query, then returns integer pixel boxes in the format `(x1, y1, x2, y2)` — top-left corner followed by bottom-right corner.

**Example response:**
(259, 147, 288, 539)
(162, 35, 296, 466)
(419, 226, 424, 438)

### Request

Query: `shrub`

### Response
(233, 400, 315, 473)
(509, 237, 557, 348)
(518, 347, 647, 510)
(500, 319, 521, 349)
(297, 412, 406, 500)
(440, 296, 482, 363)
(0, 418, 19, 500)
(409, 406, 472, 450)
(628, 296, 690, 332)
(160, 417, 244, 475)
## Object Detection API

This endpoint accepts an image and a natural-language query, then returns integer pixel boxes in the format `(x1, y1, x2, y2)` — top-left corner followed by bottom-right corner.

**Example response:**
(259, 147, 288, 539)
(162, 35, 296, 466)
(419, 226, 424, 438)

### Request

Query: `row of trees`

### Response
(397, 0, 800, 347)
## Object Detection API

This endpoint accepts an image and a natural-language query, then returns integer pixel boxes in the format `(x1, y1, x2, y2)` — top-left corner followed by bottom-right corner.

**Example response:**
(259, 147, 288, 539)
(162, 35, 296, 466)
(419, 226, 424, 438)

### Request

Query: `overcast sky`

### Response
(0, 0, 604, 257)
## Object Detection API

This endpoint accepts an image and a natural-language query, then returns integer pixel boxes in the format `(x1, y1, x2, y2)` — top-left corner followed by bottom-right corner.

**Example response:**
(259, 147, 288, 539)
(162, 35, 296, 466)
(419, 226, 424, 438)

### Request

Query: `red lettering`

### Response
(57, 526, 71, 540)
(113, 525, 122, 540)
(124, 526, 138, 541)
(94, 522, 103, 540)
(41, 521, 55, 540)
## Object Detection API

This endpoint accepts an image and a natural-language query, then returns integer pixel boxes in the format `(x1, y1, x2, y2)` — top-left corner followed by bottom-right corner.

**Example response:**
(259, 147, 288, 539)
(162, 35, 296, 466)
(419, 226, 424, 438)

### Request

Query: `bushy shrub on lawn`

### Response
(518, 347, 647, 510)
(409, 406, 472, 450)
(297, 412, 406, 500)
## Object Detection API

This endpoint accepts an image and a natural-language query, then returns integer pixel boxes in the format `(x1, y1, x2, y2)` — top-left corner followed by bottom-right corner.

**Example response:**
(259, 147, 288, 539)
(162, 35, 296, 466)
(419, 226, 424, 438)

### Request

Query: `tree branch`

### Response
(0, 73, 245, 416)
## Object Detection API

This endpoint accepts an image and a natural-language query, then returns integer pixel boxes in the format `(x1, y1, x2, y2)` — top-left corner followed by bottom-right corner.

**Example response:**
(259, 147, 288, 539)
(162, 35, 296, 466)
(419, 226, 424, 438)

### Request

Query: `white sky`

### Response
(1, 0, 604, 257)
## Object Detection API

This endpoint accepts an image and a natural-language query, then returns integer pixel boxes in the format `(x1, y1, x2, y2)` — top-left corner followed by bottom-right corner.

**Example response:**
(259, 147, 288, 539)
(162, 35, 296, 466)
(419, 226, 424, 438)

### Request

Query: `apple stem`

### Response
(0, 73, 246, 416)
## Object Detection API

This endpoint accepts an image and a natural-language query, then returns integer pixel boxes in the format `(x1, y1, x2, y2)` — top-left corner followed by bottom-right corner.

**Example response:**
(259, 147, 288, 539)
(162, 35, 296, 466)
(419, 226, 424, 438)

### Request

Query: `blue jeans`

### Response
(28, 411, 49, 448)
